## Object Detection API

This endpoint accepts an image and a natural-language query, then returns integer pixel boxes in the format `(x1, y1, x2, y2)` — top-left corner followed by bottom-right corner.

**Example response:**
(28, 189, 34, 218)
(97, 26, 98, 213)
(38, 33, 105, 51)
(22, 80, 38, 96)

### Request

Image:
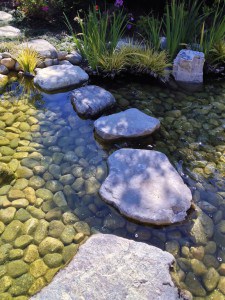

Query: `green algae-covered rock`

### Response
(9, 249, 23, 260)
(0, 146, 14, 156)
(7, 260, 29, 278)
(60, 225, 75, 245)
(30, 259, 48, 278)
(33, 220, 49, 244)
(43, 253, 63, 268)
(0, 275, 12, 293)
(62, 244, 79, 264)
(36, 188, 53, 201)
(13, 178, 28, 190)
(48, 220, 65, 238)
(203, 267, 220, 292)
(12, 198, 29, 208)
(1, 220, 23, 242)
(44, 267, 60, 283)
(26, 206, 45, 219)
(15, 167, 33, 179)
(24, 245, 39, 263)
(62, 211, 79, 225)
(22, 218, 39, 235)
(14, 235, 33, 249)
(0, 162, 15, 186)
(0, 292, 13, 300)
(0, 221, 5, 234)
(74, 221, 90, 236)
(45, 208, 62, 221)
(14, 208, 31, 222)
(0, 185, 11, 196)
(0, 244, 12, 264)
(28, 277, 46, 296)
(38, 237, 64, 256)
(8, 189, 25, 200)
(0, 207, 16, 224)
(9, 273, 34, 296)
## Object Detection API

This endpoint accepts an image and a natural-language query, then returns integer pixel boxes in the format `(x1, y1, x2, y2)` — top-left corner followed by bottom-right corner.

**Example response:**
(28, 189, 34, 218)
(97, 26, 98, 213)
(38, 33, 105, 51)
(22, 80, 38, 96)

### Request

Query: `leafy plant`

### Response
(208, 40, 225, 65)
(15, 46, 41, 74)
(200, 0, 225, 59)
(164, 0, 205, 59)
(64, 6, 127, 70)
(136, 14, 163, 51)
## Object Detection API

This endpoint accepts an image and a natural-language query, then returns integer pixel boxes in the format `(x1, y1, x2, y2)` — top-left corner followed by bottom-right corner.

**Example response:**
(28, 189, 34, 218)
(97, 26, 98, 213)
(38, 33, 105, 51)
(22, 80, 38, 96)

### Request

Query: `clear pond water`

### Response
(0, 77, 225, 299)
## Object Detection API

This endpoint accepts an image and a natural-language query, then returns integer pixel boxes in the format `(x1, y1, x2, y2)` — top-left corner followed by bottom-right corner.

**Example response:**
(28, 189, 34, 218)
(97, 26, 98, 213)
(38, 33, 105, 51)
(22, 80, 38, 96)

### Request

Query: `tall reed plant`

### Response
(200, 0, 225, 59)
(64, 7, 127, 70)
(164, 0, 205, 59)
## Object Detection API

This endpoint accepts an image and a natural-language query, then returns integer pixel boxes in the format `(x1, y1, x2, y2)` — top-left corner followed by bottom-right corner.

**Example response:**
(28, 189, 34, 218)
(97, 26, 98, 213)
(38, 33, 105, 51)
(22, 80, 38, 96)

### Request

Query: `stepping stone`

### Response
(0, 11, 13, 25)
(100, 149, 192, 225)
(0, 26, 21, 39)
(34, 65, 89, 92)
(21, 39, 57, 59)
(70, 85, 116, 118)
(94, 108, 160, 140)
(31, 234, 182, 300)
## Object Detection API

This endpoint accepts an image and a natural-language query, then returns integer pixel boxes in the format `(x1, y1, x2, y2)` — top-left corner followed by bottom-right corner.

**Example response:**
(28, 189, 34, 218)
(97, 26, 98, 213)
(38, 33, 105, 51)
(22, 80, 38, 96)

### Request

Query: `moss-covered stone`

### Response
(12, 198, 29, 208)
(23, 187, 36, 204)
(0, 276, 12, 293)
(48, 220, 65, 238)
(0, 146, 14, 156)
(8, 189, 25, 200)
(24, 244, 39, 263)
(9, 249, 23, 260)
(0, 185, 11, 196)
(30, 259, 48, 278)
(0, 221, 5, 234)
(62, 211, 79, 225)
(0, 243, 12, 264)
(28, 277, 46, 296)
(14, 235, 33, 249)
(12, 178, 28, 190)
(45, 208, 62, 221)
(62, 244, 79, 264)
(26, 206, 45, 219)
(15, 167, 33, 179)
(36, 188, 53, 201)
(1, 220, 23, 242)
(0, 162, 15, 186)
(9, 273, 34, 296)
(44, 267, 59, 283)
(14, 208, 31, 222)
(7, 260, 29, 278)
(74, 221, 90, 236)
(0, 265, 7, 278)
(22, 218, 38, 235)
(38, 237, 64, 256)
(43, 253, 63, 268)
(0, 207, 16, 224)
(33, 220, 49, 244)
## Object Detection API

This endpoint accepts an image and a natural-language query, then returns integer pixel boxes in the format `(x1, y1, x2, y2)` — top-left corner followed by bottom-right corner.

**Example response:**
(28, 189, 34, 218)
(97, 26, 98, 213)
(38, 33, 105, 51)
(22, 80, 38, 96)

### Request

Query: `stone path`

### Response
(31, 234, 183, 300)
(100, 149, 192, 225)
(34, 65, 89, 91)
(71, 85, 116, 118)
(94, 108, 160, 140)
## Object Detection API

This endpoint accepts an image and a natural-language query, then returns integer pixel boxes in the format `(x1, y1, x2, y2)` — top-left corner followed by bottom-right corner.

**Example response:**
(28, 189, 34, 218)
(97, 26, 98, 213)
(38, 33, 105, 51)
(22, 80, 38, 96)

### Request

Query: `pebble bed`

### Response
(0, 78, 224, 299)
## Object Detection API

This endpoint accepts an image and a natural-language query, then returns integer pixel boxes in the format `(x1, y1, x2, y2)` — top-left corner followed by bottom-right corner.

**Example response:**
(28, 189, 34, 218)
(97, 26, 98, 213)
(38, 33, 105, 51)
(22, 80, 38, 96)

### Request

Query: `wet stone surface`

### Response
(0, 78, 224, 299)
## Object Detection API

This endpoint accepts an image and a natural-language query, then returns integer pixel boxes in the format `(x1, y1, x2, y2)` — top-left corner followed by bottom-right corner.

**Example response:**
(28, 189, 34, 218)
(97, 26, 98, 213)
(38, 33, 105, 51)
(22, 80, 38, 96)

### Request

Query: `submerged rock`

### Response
(34, 65, 88, 92)
(94, 108, 160, 140)
(71, 85, 116, 118)
(100, 149, 192, 225)
(31, 234, 182, 300)
(0, 162, 15, 186)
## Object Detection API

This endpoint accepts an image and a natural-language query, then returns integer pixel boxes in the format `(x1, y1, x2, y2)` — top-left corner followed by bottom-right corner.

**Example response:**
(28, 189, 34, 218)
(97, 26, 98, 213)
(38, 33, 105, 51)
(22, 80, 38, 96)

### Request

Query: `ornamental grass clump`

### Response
(15, 46, 41, 75)
(64, 6, 127, 71)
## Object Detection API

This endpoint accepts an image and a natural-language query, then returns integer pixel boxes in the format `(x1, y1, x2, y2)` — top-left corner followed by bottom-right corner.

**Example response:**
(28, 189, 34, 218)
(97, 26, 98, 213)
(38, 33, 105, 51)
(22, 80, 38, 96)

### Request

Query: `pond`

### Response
(0, 76, 225, 299)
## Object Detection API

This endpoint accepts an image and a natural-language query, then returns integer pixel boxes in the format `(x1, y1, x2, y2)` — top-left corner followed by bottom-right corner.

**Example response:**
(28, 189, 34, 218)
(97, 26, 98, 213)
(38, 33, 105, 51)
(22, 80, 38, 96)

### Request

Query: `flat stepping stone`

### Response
(0, 11, 13, 25)
(21, 39, 57, 59)
(94, 108, 160, 140)
(100, 149, 192, 225)
(31, 234, 182, 300)
(70, 85, 116, 118)
(0, 26, 21, 39)
(34, 65, 89, 92)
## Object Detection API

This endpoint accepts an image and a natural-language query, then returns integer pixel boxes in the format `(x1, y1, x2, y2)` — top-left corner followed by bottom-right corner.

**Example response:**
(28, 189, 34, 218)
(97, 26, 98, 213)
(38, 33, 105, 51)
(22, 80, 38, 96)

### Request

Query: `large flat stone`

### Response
(0, 11, 13, 24)
(94, 108, 160, 140)
(34, 65, 89, 92)
(31, 234, 182, 300)
(70, 85, 116, 118)
(21, 39, 57, 59)
(0, 26, 21, 39)
(100, 149, 192, 225)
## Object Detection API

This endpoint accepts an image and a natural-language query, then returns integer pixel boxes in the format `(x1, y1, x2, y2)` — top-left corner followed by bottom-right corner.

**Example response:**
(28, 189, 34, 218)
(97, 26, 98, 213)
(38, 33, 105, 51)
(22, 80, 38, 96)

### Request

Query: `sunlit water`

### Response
(0, 77, 225, 299)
